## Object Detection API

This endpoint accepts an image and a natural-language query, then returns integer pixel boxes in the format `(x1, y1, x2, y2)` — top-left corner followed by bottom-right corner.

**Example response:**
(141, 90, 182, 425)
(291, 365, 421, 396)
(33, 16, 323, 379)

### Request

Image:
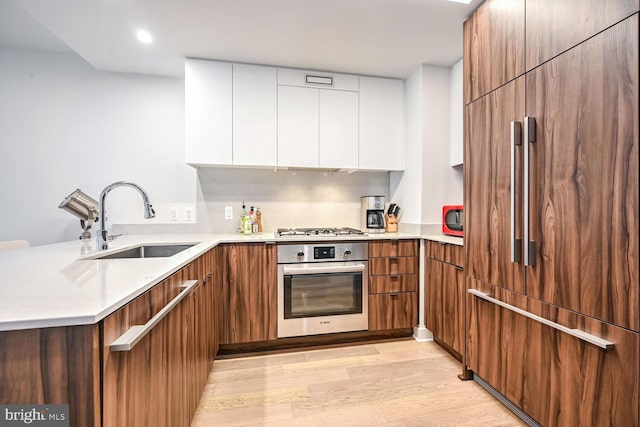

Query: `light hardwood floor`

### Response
(192, 339, 525, 426)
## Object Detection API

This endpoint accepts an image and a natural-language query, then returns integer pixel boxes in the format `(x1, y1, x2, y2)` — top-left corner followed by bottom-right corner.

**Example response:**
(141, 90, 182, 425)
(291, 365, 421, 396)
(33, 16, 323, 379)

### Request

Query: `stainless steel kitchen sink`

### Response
(89, 244, 198, 260)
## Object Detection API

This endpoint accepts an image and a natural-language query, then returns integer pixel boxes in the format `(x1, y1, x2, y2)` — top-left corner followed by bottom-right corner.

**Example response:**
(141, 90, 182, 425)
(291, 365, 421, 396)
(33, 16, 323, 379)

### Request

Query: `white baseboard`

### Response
(412, 326, 433, 342)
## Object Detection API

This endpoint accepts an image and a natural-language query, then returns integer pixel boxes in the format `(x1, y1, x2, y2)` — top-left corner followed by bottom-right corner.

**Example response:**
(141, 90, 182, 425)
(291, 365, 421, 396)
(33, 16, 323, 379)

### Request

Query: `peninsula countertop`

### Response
(1, 231, 450, 332)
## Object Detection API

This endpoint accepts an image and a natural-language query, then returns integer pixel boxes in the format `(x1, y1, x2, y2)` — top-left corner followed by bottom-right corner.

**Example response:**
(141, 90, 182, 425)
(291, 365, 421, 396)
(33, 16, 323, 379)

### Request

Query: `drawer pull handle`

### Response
(110, 280, 199, 351)
(454, 265, 463, 271)
(468, 289, 614, 350)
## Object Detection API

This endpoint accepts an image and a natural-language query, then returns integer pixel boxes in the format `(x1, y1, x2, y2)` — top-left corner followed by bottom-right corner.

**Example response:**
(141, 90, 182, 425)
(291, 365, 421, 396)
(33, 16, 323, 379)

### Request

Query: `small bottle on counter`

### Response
(250, 206, 259, 234)
(256, 208, 263, 233)
(241, 202, 251, 234)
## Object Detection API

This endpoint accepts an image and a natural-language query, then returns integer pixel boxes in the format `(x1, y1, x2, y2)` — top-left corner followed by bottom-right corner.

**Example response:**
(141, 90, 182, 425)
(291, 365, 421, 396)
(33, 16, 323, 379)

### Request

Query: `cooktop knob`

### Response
(297, 251, 304, 257)
(344, 249, 352, 256)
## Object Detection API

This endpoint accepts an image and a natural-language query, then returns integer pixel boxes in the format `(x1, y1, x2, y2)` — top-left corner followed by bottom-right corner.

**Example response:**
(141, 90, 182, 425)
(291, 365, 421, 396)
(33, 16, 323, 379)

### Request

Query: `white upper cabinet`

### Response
(185, 59, 232, 165)
(277, 85, 320, 167)
(277, 68, 360, 169)
(319, 90, 359, 169)
(449, 59, 463, 166)
(233, 64, 277, 167)
(359, 77, 404, 170)
(185, 60, 405, 171)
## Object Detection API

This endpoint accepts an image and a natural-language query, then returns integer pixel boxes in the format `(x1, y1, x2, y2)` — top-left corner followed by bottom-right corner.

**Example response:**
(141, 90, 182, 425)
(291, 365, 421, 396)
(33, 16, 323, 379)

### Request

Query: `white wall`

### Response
(0, 48, 196, 246)
(449, 59, 463, 166)
(389, 66, 423, 226)
(421, 64, 463, 225)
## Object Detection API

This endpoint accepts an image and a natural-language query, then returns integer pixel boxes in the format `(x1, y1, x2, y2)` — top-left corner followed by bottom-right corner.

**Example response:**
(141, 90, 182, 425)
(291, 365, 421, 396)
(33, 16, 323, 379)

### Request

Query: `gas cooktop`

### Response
(276, 227, 365, 237)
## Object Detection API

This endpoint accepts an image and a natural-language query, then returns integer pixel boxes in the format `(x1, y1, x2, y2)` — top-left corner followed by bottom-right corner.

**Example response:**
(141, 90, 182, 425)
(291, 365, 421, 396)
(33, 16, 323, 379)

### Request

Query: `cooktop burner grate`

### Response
(276, 227, 364, 237)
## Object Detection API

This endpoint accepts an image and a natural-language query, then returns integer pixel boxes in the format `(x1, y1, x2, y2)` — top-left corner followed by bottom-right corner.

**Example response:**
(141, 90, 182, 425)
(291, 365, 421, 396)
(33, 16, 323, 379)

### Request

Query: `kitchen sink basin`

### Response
(89, 244, 198, 260)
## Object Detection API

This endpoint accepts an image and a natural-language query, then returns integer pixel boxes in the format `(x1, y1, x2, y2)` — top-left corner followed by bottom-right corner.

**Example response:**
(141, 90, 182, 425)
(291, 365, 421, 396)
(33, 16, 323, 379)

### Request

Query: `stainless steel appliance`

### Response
(276, 227, 364, 237)
(361, 195, 386, 233)
(277, 242, 368, 337)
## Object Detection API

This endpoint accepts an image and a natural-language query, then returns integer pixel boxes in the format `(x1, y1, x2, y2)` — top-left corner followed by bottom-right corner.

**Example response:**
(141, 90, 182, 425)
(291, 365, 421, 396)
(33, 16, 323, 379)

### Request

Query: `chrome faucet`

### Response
(97, 181, 156, 250)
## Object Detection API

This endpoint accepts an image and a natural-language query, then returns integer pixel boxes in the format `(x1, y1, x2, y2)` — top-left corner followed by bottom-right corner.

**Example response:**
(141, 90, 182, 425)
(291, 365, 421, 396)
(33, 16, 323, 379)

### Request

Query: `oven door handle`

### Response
(283, 263, 366, 275)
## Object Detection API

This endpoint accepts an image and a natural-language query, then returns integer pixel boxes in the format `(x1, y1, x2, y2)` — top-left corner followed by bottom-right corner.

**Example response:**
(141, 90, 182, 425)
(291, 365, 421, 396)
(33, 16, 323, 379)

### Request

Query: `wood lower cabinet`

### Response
(102, 249, 217, 427)
(0, 325, 101, 426)
(220, 243, 277, 344)
(369, 293, 416, 330)
(467, 278, 639, 427)
(368, 240, 418, 331)
(424, 242, 464, 357)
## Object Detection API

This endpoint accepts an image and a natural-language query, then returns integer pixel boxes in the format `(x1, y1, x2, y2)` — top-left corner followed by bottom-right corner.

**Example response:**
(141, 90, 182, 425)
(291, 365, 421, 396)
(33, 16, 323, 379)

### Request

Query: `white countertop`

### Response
(421, 234, 464, 246)
(0, 231, 424, 332)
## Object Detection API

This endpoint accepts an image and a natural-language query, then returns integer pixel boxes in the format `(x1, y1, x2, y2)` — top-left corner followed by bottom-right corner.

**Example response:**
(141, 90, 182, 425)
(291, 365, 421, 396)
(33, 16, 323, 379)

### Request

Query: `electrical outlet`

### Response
(184, 207, 194, 222)
(169, 207, 178, 221)
(224, 206, 233, 220)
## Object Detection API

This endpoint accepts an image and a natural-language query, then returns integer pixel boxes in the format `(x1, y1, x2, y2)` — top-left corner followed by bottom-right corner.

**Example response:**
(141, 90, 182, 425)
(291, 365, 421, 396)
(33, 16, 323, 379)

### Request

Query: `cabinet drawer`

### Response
(369, 274, 417, 294)
(368, 292, 417, 331)
(425, 240, 463, 267)
(369, 257, 417, 275)
(369, 240, 418, 257)
(278, 68, 358, 91)
(467, 278, 639, 427)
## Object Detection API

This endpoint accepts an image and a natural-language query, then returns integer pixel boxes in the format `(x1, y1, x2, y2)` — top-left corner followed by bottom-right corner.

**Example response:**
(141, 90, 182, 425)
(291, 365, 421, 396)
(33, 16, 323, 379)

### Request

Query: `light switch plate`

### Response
(184, 207, 194, 222)
(169, 207, 178, 221)
(225, 206, 233, 220)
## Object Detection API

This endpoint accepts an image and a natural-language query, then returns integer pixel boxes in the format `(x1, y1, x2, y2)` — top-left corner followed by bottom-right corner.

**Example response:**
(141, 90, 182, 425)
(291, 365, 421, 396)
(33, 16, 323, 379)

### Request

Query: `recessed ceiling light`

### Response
(447, 0, 472, 3)
(136, 30, 153, 44)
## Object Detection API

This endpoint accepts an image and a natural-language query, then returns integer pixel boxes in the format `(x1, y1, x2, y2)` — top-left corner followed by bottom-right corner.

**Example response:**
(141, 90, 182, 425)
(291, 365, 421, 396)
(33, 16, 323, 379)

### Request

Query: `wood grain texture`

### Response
(425, 240, 464, 267)
(369, 274, 416, 294)
(466, 278, 639, 427)
(368, 292, 417, 331)
(102, 268, 190, 427)
(369, 257, 417, 276)
(424, 258, 464, 356)
(464, 76, 526, 294)
(368, 240, 418, 257)
(0, 325, 101, 427)
(526, 0, 639, 71)
(526, 16, 639, 330)
(463, 0, 525, 104)
(221, 243, 277, 344)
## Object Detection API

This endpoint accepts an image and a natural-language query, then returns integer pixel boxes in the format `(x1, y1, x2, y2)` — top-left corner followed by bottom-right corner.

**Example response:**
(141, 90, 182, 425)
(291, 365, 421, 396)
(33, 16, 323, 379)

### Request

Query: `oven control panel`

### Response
(277, 242, 368, 263)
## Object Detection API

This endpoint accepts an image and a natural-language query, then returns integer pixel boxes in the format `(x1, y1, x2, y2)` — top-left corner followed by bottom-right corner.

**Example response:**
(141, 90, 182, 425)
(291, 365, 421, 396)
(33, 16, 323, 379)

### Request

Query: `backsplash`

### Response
(197, 168, 390, 233)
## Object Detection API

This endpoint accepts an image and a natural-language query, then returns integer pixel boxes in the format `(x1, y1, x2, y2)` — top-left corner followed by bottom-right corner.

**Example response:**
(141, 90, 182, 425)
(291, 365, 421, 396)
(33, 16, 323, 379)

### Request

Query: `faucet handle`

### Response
(107, 232, 127, 241)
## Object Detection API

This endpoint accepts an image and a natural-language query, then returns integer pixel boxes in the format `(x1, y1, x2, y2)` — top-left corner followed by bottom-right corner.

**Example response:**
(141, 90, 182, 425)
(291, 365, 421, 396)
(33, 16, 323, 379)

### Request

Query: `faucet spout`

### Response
(97, 181, 156, 251)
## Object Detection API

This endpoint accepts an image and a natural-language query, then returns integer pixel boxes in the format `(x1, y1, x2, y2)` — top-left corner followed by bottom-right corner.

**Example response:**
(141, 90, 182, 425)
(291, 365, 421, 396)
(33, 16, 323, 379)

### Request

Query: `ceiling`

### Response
(2, 0, 479, 78)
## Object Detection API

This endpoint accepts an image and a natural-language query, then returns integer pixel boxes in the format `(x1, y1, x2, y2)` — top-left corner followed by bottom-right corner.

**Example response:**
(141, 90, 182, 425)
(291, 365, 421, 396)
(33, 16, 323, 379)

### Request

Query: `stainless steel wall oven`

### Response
(277, 242, 368, 338)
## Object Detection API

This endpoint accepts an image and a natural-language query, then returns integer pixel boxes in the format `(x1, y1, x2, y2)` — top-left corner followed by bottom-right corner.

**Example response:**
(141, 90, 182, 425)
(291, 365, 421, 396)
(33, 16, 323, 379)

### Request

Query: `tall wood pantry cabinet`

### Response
(463, 1, 639, 426)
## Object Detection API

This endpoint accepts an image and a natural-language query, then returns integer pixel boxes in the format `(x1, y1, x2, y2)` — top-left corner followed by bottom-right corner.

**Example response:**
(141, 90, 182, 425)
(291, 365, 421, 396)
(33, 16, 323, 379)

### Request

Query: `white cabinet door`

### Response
(319, 90, 359, 169)
(185, 59, 232, 165)
(359, 77, 404, 170)
(277, 86, 319, 167)
(233, 64, 277, 166)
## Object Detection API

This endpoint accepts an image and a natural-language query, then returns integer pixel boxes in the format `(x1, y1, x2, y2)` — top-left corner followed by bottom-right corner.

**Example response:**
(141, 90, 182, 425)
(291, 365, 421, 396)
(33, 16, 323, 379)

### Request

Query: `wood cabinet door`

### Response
(425, 258, 464, 356)
(464, 77, 526, 294)
(222, 243, 277, 343)
(102, 270, 189, 427)
(368, 292, 417, 331)
(466, 278, 639, 427)
(525, 0, 639, 71)
(463, 0, 525, 104)
(525, 16, 639, 331)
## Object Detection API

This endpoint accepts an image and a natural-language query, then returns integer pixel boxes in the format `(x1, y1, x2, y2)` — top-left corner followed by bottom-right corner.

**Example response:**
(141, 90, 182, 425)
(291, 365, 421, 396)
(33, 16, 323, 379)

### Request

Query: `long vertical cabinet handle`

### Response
(523, 116, 536, 266)
(510, 121, 522, 262)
